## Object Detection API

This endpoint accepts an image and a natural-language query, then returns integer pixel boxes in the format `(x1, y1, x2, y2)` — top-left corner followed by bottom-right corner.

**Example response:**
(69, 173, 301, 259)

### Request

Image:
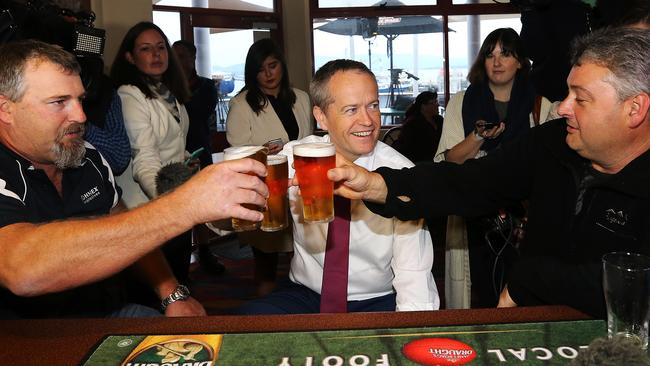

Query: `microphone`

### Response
(156, 162, 195, 195)
(569, 336, 650, 366)
(404, 71, 420, 81)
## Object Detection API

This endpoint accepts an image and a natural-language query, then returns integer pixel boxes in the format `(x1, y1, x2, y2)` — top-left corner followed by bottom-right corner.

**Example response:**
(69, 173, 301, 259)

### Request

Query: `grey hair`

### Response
(310, 59, 376, 110)
(570, 27, 650, 101)
(0, 40, 81, 102)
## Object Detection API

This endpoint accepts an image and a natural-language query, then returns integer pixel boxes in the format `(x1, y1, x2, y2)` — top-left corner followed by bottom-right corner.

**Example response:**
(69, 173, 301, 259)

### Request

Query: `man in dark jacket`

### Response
(324, 27, 650, 318)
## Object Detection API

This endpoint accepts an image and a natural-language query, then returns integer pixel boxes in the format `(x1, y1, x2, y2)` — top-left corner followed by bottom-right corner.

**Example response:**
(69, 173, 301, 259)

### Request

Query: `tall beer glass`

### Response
(223, 146, 268, 231)
(261, 154, 289, 232)
(293, 142, 336, 223)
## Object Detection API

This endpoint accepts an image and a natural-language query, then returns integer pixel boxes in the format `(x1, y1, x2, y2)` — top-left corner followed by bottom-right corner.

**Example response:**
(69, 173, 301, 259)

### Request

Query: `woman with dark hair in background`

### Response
(434, 28, 554, 309)
(393, 90, 443, 163)
(111, 22, 201, 312)
(436, 27, 553, 165)
(226, 38, 312, 296)
(226, 38, 312, 151)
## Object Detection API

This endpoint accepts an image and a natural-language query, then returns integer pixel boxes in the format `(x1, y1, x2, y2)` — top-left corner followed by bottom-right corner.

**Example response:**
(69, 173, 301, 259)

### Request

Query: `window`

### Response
(447, 14, 521, 95)
(154, 0, 274, 12)
(311, 0, 520, 116)
(318, 0, 435, 7)
(152, 1, 281, 131)
(153, 11, 181, 44)
(314, 15, 445, 124)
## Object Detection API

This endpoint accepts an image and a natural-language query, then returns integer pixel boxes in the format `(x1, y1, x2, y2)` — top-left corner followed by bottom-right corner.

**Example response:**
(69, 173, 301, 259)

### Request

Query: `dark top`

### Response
(267, 94, 299, 141)
(393, 114, 443, 163)
(185, 74, 218, 167)
(366, 119, 650, 318)
(462, 74, 537, 153)
(0, 142, 126, 318)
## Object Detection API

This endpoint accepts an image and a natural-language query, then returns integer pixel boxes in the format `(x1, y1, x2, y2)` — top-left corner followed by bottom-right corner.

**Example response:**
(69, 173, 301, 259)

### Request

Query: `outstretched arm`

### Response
(0, 159, 267, 297)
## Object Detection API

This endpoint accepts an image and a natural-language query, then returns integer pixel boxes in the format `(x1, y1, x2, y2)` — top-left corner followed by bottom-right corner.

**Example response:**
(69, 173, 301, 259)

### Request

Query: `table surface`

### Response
(0, 306, 588, 365)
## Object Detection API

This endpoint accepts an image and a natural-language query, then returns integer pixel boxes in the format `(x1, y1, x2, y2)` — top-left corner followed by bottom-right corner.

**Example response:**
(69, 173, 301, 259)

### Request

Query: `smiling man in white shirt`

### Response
(238, 59, 439, 314)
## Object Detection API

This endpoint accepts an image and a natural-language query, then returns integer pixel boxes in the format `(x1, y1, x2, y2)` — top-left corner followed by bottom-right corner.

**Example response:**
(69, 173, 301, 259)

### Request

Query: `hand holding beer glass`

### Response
(261, 154, 289, 232)
(223, 146, 268, 231)
(293, 142, 336, 223)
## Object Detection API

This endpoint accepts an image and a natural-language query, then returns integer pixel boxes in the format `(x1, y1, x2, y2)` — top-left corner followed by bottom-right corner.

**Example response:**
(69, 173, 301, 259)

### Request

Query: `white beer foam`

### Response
(223, 146, 265, 160)
(293, 142, 335, 158)
(267, 154, 287, 165)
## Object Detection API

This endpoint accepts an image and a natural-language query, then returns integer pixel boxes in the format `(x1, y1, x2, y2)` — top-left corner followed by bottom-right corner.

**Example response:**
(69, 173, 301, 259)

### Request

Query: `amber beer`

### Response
(261, 154, 289, 232)
(223, 146, 268, 231)
(293, 142, 336, 223)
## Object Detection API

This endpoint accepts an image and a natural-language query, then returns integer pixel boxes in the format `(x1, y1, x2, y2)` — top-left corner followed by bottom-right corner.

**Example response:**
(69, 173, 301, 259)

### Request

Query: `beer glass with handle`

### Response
(293, 142, 336, 223)
(223, 146, 268, 231)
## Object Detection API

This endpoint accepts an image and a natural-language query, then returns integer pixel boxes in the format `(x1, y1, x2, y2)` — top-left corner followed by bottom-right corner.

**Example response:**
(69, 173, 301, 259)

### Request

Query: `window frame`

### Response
(309, 0, 519, 105)
(153, 0, 284, 47)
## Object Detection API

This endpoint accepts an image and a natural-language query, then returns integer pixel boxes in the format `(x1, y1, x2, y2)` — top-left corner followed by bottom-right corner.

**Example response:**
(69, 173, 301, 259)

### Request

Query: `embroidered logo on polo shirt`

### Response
(81, 186, 100, 204)
(604, 209, 627, 226)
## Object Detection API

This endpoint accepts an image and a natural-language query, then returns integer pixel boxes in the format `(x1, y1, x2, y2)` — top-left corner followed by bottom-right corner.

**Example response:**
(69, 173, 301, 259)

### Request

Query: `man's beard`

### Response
(51, 123, 86, 169)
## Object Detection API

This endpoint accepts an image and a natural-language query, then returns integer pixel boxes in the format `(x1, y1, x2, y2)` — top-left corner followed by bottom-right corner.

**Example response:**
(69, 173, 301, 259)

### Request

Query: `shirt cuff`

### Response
(366, 166, 422, 221)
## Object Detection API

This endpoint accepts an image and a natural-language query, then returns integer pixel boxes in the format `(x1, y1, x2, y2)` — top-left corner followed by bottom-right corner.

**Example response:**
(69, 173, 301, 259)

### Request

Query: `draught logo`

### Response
(120, 335, 222, 366)
(402, 338, 477, 365)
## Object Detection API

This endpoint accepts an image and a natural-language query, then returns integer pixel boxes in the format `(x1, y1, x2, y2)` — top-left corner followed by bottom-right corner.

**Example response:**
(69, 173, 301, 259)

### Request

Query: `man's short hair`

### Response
(172, 40, 197, 58)
(0, 40, 81, 102)
(310, 59, 376, 110)
(571, 27, 650, 101)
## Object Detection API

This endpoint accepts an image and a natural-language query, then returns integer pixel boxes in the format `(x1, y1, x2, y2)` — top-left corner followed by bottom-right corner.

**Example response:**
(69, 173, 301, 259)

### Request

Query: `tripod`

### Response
(387, 68, 403, 108)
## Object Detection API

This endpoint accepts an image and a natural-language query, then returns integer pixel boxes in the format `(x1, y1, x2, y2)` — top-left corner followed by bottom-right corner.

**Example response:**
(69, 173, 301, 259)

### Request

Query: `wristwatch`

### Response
(161, 284, 190, 310)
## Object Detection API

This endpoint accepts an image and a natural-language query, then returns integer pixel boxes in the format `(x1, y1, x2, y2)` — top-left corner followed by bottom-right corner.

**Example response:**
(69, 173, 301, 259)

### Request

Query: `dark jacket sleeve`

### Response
(366, 127, 540, 221)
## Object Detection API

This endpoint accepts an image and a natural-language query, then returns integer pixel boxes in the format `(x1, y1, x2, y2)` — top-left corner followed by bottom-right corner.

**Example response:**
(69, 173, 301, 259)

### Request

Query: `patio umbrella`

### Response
(316, 13, 447, 106)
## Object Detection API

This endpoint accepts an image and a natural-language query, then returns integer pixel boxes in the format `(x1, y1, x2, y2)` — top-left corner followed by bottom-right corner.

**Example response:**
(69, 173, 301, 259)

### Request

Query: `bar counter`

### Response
(0, 305, 589, 365)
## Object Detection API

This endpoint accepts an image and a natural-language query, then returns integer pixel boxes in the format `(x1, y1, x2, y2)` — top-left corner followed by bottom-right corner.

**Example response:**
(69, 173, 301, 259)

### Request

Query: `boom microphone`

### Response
(155, 162, 195, 195)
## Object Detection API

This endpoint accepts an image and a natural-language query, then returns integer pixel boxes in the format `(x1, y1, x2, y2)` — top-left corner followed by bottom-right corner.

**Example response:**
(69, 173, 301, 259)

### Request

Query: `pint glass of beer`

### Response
(261, 154, 289, 232)
(293, 142, 336, 223)
(223, 146, 268, 231)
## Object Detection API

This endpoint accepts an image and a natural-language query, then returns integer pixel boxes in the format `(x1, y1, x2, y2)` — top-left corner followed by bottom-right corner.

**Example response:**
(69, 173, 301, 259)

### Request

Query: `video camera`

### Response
(0, 0, 111, 128)
(0, 0, 105, 56)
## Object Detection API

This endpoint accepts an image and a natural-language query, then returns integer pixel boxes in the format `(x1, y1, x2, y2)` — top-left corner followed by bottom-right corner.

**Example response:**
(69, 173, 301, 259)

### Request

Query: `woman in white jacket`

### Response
(111, 22, 193, 287)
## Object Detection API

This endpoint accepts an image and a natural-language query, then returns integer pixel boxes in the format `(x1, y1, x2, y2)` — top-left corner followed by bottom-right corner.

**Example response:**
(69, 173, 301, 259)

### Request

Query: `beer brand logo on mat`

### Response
(122, 337, 219, 366)
(402, 338, 477, 365)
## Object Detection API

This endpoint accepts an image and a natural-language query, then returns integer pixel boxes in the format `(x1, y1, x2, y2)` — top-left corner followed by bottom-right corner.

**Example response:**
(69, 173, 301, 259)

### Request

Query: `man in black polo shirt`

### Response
(0, 40, 268, 318)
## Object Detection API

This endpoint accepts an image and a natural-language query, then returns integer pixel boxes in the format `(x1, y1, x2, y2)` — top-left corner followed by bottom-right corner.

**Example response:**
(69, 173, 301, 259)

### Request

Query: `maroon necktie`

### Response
(320, 196, 351, 313)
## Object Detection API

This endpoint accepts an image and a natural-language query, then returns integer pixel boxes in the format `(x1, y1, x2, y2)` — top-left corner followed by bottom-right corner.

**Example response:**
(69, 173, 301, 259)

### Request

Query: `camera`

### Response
(0, 0, 105, 57)
(0, 0, 110, 128)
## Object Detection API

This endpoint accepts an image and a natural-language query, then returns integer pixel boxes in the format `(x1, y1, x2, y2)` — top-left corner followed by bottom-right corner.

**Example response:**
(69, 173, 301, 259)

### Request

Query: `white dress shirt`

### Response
(281, 135, 440, 311)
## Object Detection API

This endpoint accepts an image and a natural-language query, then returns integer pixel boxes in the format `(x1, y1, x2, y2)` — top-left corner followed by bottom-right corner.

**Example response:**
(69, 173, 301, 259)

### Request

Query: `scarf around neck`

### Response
(153, 82, 181, 123)
(461, 73, 536, 153)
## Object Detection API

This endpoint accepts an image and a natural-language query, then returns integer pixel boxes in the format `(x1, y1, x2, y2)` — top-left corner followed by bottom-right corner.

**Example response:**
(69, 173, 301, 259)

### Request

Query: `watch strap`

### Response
(161, 284, 190, 310)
